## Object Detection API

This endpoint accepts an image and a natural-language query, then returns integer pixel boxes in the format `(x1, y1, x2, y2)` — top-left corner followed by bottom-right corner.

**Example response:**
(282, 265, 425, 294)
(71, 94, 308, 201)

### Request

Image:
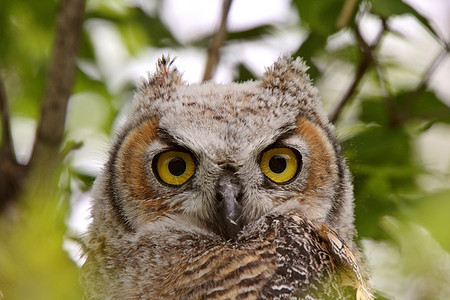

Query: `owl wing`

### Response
(162, 215, 371, 299)
(259, 215, 357, 300)
(317, 222, 374, 300)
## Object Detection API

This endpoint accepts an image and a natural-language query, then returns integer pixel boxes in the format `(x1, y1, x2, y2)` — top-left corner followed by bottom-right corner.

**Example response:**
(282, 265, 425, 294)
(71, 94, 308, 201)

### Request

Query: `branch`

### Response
(202, 0, 234, 82)
(0, 67, 15, 163)
(0, 68, 26, 212)
(374, 60, 402, 126)
(336, 0, 358, 29)
(29, 0, 85, 169)
(413, 42, 449, 95)
(329, 20, 387, 123)
(400, 42, 450, 119)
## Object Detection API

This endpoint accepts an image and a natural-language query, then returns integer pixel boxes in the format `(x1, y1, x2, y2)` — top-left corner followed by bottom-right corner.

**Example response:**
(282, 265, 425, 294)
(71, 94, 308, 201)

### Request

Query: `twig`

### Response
(0, 68, 15, 163)
(400, 43, 450, 119)
(374, 61, 401, 126)
(0, 66, 28, 212)
(336, 0, 358, 29)
(329, 20, 387, 123)
(328, 54, 372, 123)
(413, 43, 449, 96)
(202, 0, 234, 82)
(29, 0, 85, 169)
(379, 44, 449, 127)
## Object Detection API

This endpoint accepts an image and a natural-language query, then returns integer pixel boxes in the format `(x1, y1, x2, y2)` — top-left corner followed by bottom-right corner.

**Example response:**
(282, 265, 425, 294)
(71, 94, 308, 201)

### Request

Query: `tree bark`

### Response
(202, 0, 234, 82)
(0, 0, 86, 212)
(30, 0, 85, 170)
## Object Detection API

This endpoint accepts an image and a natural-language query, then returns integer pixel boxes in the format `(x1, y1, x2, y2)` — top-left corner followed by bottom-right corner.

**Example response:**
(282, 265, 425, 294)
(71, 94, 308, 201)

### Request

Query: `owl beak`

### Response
(216, 172, 243, 240)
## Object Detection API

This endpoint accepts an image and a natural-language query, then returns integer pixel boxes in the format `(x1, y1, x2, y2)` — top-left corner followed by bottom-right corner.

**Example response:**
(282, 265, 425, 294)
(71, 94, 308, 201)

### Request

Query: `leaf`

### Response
(293, 34, 327, 79)
(377, 217, 450, 298)
(332, 42, 360, 64)
(226, 25, 275, 42)
(401, 189, 450, 252)
(397, 91, 450, 124)
(85, 8, 179, 47)
(78, 30, 97, 61)
(0, 181, 83, 299)
(235, 63, 256, 82)
(343, 125, 413, 166)
(359, 97, 389, 125)
(71, 168, 96, 191)
(0, 0, 56, 119)
(369, 0, 416, 18)
(342, 125, 420, 239)
(134, 10, 179, 47)
(370, 0, 440, 39)
(193, 24, 276, 48)
(359, 91, 450, 128)
(118, 21, 151, 55)
(292, 0, 346, 36)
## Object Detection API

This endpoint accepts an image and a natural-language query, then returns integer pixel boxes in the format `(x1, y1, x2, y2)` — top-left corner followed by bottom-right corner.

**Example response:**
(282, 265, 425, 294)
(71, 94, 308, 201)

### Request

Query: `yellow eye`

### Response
(154, 151, 195, 186)
(260, 147, 301, 183)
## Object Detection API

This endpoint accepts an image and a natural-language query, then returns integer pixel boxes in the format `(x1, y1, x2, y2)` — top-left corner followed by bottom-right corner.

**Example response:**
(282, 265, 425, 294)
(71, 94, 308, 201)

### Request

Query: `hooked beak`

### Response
(216, 171, 243, 240)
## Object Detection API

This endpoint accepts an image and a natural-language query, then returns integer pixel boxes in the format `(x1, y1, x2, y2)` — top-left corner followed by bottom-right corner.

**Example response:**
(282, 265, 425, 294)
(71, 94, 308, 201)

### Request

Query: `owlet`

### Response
(81, 55, 372, 299)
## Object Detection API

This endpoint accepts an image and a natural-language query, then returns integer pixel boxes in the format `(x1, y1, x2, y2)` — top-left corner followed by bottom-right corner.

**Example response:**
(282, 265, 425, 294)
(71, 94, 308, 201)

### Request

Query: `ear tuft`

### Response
(139, 55, 184, 96)
(262, 55, 313, 95)
(129, 55, 184, 121)
(260, 55, 330, 127)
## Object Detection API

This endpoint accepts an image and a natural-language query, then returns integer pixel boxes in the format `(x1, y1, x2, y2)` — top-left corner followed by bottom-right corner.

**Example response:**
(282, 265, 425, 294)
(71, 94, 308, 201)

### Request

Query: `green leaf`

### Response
(377, 216, 450, 298)
(71, 168, 96, 191)
(78, 30, 97, 61)
(342, 125, 420, 239)
(369, 0, 416, 18)
(360, 97, 389, 125)
(194, 25, 276, 48)
(343, 125, 413, 166)
(226, 25, 275, 42)
(370, 0, 441, 41)
(292, 0, 346, 36)
(0, 180, 83, 299)
(331, 42, 360, 63)
(397, 91, 450, 124)
(133, 10, 179, 47)
(359, 91, 450, 128)
(0, 0, 57, 119)
(401, 189, 450, 252)
(236, 63, 256, 82)
(85, 8, 179, 47)
(293, 34, 327, 79)
(118, 21, 151, 55)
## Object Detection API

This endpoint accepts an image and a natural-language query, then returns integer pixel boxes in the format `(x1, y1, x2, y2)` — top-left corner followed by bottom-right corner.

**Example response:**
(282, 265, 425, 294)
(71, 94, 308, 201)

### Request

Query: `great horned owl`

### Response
(81, 56, 372, 299)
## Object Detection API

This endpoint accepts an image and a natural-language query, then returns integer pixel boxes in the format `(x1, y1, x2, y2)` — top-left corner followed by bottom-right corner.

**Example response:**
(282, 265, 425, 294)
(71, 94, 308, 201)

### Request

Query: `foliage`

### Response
(0, 0, 449, 299)
(0, 188, 83, 300)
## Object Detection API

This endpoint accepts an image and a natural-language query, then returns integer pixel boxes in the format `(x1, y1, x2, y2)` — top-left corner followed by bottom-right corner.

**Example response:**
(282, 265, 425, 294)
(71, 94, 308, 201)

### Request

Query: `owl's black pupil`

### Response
(269, 155, 287, 173)
(168, 157, 186, 176)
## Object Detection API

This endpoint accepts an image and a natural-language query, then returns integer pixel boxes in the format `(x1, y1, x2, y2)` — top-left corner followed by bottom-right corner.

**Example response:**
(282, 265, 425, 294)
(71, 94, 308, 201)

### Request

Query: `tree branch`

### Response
(399, 42, 450, 122)
(336, 0, 358, 29)
(0, 67, 15, 163)
(202, 0, 234, 82)
(29, 0, 85, 171)
(0, 67, 26, 212)
(329, 20, 387, 123)
(413, 42, 449, 96)
(375, 58, 408, 127)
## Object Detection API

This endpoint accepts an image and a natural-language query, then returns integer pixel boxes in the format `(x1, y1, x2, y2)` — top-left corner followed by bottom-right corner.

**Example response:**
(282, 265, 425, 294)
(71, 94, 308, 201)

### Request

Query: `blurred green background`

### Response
(0, 0, 449, 299)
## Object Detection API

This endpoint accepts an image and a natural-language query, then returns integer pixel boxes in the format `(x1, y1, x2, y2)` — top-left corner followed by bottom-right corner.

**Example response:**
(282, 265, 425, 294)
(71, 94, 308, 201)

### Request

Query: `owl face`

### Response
(99, 56, 354, 241)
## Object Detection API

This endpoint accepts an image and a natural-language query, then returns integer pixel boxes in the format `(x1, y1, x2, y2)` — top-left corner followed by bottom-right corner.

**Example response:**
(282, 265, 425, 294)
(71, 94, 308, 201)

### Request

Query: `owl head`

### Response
(91, 55, 355, 244)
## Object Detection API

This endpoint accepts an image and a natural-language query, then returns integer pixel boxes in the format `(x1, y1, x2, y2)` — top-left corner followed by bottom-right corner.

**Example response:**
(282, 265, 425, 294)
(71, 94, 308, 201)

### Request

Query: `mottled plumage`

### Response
(82, 55, 372, 299)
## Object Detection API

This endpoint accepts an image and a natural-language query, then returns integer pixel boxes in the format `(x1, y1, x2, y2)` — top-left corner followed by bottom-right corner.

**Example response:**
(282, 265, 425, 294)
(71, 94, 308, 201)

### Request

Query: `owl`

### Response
(81, 55, 372, 299)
